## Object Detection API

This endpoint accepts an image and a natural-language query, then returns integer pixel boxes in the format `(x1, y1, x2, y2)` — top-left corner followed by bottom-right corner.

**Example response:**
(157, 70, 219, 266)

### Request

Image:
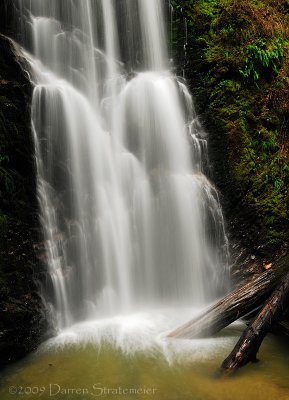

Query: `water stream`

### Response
(18, 0, 229, 330)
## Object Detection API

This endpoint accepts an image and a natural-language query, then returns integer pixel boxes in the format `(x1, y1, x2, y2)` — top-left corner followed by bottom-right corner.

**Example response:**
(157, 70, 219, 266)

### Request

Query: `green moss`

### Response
(171, 0, 289, 253)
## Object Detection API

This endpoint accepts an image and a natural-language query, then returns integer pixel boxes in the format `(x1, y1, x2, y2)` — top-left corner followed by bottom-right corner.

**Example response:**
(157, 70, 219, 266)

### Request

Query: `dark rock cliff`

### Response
(0, 18, 48, 369)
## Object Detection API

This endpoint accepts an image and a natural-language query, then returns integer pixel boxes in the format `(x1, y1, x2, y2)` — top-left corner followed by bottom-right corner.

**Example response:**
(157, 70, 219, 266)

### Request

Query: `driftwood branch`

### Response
(222, 270, 289, 372)
(168, 255, 289, 339)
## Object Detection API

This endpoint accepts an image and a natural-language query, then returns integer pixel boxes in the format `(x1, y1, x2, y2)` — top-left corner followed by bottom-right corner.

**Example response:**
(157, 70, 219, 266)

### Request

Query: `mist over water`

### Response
(18, 0, 229, 334)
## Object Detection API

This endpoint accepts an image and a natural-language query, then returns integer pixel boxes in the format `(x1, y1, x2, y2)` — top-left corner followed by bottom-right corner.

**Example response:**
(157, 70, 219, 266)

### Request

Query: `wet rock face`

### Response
(0, 23, 49, 368)
(0, 35, 35, 217)
(0, 220, 49, 369)
(0, 0, 18, 37)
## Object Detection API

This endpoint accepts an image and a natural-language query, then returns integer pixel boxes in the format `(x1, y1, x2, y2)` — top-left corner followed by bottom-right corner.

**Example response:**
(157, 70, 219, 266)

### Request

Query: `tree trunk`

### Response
(222, 270, 289, 373)
(168, 254, 289, 339)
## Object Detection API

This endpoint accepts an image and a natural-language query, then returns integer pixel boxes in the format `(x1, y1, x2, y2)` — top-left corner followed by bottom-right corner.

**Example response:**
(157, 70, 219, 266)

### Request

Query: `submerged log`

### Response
(168, 255, 289, 339)
(222, 270, 289, 373)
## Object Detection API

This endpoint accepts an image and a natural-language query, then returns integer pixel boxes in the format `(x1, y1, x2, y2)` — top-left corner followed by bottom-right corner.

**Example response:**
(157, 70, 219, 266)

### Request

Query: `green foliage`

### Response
(239, 37, 287, 84)
(196, 0, 219, 18)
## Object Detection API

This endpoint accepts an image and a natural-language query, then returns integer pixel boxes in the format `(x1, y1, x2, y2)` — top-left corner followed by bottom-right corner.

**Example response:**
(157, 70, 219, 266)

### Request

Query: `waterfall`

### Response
(18, 0, 229, 330)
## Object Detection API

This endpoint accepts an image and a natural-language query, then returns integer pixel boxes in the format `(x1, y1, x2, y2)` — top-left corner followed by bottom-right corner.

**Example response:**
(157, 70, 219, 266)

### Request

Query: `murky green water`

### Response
(1, 323, 289, 400)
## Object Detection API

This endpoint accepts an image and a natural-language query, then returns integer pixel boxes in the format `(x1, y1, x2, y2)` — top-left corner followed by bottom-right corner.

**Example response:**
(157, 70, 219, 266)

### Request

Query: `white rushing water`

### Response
(18, 0, 229, 332)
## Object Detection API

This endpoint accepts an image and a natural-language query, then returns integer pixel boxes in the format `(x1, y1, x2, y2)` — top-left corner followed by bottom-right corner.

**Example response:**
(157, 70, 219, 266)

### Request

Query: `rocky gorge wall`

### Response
(170, 0, 289, 264)
(0, 2, 48, 369)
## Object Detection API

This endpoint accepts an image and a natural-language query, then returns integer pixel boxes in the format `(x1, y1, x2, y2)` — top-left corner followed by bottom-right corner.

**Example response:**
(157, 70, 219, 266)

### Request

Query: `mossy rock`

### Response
(171, 0, 289, 256)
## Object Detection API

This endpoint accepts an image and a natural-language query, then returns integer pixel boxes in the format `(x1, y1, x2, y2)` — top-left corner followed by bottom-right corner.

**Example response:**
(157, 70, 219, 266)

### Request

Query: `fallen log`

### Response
(168, 254, 289, 339)
(222, 269, 289, 373)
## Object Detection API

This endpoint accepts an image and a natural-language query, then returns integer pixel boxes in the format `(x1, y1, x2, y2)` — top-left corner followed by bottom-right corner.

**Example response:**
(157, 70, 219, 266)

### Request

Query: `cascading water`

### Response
(18, 0, 229, 333)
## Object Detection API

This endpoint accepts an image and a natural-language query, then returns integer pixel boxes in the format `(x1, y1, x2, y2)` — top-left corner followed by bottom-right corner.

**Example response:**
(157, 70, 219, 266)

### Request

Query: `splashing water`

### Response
(18, 0, 229, 334)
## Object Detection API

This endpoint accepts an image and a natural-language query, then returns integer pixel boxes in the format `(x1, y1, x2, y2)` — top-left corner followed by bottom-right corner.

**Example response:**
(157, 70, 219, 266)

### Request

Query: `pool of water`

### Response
(1, 311, 289, 400)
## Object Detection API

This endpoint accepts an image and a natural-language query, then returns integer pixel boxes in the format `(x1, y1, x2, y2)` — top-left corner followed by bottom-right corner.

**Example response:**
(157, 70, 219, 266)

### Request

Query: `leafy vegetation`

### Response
(239, 37, 287, 83)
